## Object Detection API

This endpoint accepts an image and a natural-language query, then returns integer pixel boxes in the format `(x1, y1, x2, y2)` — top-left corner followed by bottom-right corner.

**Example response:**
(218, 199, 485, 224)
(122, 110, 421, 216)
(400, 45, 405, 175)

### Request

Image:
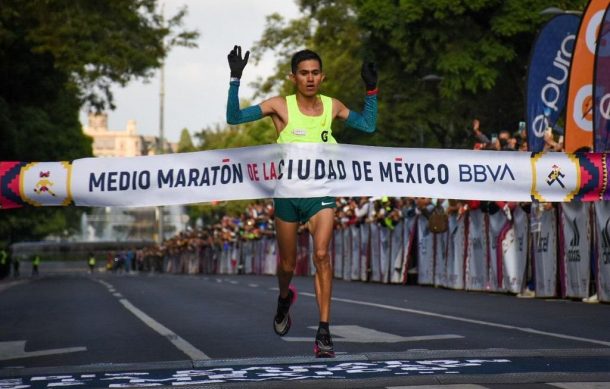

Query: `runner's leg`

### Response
(275, 217, 298, 298)
(308, 208, 334, 323)
(273, 217, 299, 336)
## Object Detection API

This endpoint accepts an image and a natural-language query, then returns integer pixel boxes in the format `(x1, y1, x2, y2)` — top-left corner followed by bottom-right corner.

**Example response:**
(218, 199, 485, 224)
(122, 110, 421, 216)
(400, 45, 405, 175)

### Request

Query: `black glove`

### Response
(228, 45, 250, 79)
(361, 62, 378, 91)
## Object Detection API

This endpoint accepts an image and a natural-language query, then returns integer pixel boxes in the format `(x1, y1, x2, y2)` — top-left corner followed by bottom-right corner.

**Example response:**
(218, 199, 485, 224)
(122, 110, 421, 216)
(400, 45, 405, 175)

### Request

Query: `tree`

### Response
(177, 128, 196, 152)
(252, 0, 588, 148)
(0, 0, 198, 243)
(194, 100, 277, 150)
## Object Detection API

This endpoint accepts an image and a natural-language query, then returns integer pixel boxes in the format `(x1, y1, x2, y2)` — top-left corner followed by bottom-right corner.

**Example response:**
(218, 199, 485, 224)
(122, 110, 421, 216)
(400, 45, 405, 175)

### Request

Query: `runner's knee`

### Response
(313, 249, 330, 265)
(278, 259, 296, 273)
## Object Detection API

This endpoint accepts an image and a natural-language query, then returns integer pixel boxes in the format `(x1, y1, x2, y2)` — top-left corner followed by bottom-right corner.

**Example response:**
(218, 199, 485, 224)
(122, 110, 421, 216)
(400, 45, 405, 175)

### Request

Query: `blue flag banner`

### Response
(594, 5, 610, 151)
(527, 14, 580, 152)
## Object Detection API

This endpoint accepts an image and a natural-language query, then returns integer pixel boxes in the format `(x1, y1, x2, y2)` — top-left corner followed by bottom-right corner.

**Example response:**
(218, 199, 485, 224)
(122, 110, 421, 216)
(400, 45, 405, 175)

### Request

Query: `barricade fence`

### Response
(146, 202, 608, 303)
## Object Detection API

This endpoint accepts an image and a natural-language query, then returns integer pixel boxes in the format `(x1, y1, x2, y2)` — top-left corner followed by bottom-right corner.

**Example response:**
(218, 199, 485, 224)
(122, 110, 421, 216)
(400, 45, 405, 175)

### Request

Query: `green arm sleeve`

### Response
(226, 81, 263, 125)
(345, 94, 377, 133)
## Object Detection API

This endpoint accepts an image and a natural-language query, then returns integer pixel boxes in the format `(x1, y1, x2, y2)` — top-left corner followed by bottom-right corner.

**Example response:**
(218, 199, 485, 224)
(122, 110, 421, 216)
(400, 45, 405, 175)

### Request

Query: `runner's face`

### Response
(291, 59, 324, 97)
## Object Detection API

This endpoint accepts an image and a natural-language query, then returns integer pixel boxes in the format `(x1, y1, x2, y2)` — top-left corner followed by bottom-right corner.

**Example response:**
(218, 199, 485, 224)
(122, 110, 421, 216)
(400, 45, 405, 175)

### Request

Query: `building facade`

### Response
(83, 112, 174, 157)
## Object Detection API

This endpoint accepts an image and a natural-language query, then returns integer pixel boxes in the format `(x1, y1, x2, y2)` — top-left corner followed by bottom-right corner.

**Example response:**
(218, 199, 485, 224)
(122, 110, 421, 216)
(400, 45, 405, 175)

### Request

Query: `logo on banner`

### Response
(567, 217, 581, 262)
(573, 85, 594, 132)
(531, 153, 580, 202)
(586, 10, 605, 54)
(33, 171, 57, 196)
(20, 162, 72, 207)
(546, 164, 565, 188)
(601, 93, 610, 120)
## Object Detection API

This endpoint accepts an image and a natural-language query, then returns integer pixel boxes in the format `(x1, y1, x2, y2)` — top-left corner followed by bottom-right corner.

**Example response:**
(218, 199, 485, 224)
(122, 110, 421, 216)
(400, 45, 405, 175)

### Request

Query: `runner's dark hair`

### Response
(291, 50, 322, 74)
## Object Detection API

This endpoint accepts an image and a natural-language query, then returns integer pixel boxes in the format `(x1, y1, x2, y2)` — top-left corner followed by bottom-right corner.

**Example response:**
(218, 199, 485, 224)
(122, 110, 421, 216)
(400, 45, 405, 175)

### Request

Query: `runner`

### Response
(226, 45, 378, 357)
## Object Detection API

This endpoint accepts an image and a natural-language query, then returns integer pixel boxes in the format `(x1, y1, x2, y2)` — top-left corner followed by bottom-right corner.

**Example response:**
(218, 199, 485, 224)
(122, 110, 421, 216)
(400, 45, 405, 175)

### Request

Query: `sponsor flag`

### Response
(527, 14, 580, 152)
(594, 4, 610, 151)
(565, 0, 609, 152)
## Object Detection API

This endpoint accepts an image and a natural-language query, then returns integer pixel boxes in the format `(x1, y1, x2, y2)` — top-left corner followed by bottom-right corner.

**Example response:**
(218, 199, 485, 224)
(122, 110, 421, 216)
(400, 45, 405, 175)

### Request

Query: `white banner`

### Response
(487, 210, 508, 292)
(508, 205, 529, 294)
(333, 230, 343, 279)
(359, 225, 370, 282)
(342, 228, 351, 281)
(6, 144, 604, 209)
(433, 230, 449, 288)
(559, 203, 591, 298)
(417, 216, 434, 285)
(400, 214, 417, 284)
(379, 226, 391, 284)
(593, 202, 610, 302)
(350, 225, 360, 281)
(447, 213, 466, 290)
(534, 206, 558, 297)
(390, 221, 405, 284)
(369, 223, 381, 282)
(465, 209, 488, 291)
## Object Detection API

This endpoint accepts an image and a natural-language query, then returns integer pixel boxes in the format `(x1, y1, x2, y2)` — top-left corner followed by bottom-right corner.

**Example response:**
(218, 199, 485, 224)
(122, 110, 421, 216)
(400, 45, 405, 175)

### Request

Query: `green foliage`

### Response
(0, 0, 198, 243)
(1, 0, 198, 111)
(195, 103, 277, 150)
(177, 128, 196, 153)
(251, 0, 587, 148)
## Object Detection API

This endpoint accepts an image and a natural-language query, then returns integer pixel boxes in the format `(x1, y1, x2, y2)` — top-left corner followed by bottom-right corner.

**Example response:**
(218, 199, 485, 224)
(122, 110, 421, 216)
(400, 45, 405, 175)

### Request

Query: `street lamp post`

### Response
(157, 4, 166, 244)
(421, 74, 445, 147)
(157, 59, 165, 244)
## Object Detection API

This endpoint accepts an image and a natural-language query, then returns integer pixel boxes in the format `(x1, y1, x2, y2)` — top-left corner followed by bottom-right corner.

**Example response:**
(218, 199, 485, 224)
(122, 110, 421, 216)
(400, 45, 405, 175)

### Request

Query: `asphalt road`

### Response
(1, 269, 609, 388)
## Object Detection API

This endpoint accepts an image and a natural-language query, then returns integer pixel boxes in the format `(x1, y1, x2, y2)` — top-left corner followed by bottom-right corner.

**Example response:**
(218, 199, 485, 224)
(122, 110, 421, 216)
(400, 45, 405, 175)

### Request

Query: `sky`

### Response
(80, 0, 300, 143)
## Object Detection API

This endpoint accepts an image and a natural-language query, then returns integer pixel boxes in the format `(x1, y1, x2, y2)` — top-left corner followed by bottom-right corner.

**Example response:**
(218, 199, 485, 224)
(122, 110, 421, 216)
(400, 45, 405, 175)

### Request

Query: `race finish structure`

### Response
(1, 144, 609, 209)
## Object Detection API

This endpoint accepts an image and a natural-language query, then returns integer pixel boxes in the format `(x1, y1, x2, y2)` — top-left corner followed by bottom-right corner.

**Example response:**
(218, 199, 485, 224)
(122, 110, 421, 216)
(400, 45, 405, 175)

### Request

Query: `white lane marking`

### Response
(118, 299, 210, 360)
(248, 284, 259, 288)
(113, 293, 123, 298)
(97, 280, 113, 289)
(282, 325, 462, 343)
(549, 383, 610, 389)
(0, 280, 27, 293)
(388, 385, 488, 389)
(0, 341, 86, 361)
(299, 292, 610, 347)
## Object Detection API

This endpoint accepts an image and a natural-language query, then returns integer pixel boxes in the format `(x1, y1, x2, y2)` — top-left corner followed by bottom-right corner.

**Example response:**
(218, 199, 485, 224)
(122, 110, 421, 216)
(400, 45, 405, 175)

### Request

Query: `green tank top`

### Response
(277, 94, 337, 144)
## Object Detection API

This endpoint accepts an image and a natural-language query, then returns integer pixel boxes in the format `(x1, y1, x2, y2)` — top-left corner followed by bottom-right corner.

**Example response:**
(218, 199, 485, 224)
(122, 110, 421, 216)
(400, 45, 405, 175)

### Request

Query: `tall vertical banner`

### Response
(594, 201, 610, 301)
(566, 0, 609, 152)
(465, 209, 487, 291)
(559, 202, 592, 298)
(359, 224, 370, 282)
(417, 216, 434, 285)
(333, 230, 343, 279)
(350, 225, 360, 280)
(527, 14, 580, 152)
(390, 222, 405, 284)
(447, 213, 467, 290)
(594, 5, 610, 151)
(369, 223, 380, 282)
(534, 206, 558, 297)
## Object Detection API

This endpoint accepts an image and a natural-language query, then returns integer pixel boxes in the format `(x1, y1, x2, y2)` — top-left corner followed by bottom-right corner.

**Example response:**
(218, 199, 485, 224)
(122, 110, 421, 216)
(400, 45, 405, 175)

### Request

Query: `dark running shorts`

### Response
(274, 197, 336, 223)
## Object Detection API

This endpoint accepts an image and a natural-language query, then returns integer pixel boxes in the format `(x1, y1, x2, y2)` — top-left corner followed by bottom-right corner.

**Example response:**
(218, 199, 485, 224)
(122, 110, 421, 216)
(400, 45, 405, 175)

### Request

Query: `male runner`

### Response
(226, 45, 378, 357)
